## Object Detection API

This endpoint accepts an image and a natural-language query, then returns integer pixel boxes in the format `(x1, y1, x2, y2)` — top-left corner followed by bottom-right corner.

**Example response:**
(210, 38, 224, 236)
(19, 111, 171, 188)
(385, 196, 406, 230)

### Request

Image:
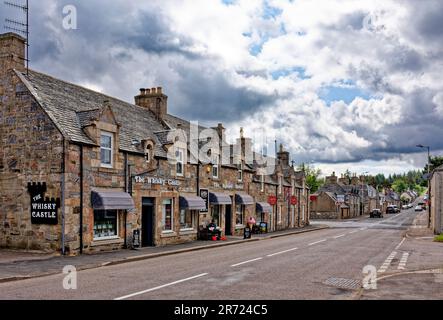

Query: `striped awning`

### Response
(179, 196, 207, 210)
(91, 190, 135, 210)
(235, 193, 254, 205)
(209, 192, 232, 205)
(256, 202, 272, 213)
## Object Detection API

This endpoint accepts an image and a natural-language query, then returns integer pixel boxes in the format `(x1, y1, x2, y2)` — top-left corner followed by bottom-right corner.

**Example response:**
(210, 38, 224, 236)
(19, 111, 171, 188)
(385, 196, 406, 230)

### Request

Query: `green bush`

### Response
(434, 234, 443, 242)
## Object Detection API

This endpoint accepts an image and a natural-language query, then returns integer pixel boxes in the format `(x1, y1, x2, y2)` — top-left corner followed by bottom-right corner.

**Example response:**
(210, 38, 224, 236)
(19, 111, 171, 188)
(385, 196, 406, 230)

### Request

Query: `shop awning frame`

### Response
(91, 190, 135, 211)
(256, 202, 272, 213)
(179, 196, 207, 210)
(235, 193, 254, 205)
(209, 192, 232, 205)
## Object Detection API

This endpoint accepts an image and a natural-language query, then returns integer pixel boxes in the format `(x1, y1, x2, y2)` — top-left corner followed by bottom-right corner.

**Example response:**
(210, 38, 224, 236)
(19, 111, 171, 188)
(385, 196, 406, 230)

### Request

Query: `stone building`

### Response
(0, 32, 309, 254)
(430, 165, 443, 234)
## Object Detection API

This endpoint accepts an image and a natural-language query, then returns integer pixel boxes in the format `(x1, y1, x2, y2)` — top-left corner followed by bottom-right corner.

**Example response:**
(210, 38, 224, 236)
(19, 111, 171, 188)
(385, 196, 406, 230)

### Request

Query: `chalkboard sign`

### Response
(132, 229, 141, 249)
(243, 227, 252, 239)
(259, 222, 268, 233)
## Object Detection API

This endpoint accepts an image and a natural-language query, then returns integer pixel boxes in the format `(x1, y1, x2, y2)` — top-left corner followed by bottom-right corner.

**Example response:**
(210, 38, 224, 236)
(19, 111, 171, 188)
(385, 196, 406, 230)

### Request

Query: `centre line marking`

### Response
(231, 257, 263, 267)
(395, 237, 406, 250)
(333, 234, 346, 239)
(308, 239, 326, 246)
(114, 273, 209, 300)
(266, 247, 298, 257)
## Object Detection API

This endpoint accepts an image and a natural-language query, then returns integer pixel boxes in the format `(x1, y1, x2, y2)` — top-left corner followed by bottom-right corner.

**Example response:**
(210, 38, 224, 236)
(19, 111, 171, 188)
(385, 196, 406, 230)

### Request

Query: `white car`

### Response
(402, 205, 408, 210)
(415, 205, 423, 212)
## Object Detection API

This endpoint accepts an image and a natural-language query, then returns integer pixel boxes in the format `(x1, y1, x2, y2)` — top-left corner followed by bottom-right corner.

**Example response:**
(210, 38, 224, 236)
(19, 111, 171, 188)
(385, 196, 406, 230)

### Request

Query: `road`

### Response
(0, 203, 441, 300)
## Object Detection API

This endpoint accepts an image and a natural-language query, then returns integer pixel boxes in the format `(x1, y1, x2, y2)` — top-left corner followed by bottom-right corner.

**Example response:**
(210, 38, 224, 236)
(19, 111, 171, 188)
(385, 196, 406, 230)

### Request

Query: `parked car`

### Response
(402, 205, 409, 210)
(407, 204, 413, 209)
(415, 205, 423, 212)
(386, 206, 396, 214)
(393, 205, 400, 213)
(370, 209, 383, 218)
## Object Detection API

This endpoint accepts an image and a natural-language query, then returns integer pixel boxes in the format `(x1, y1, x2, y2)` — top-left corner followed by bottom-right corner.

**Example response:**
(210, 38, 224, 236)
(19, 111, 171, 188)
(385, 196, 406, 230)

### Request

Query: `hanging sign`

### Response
(290, 196, 298, 205)
(268, 195, 277, 205)
(27, 182, 59, 225)
(199, 189, 209, 213)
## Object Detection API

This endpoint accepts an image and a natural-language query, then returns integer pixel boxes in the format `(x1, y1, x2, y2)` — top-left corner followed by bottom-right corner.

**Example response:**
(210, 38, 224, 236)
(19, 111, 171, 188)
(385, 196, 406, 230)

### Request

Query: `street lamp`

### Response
(416, 144, 431, 227)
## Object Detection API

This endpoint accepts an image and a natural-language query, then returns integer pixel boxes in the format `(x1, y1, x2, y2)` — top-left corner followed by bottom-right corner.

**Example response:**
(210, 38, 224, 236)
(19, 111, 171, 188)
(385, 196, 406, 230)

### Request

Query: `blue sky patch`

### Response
(270, 67, 310, 80)
(319, 85, 372, 105)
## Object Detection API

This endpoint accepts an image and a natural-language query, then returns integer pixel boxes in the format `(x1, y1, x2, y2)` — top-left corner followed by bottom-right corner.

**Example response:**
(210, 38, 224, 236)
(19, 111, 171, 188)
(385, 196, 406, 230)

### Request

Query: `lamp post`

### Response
(416, 144, 431, 227)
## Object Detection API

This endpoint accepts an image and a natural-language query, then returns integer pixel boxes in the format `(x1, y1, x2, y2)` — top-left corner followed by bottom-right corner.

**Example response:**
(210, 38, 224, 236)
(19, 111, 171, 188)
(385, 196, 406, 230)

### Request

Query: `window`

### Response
(260, 174, 265, 193)
(291, 179, 295, 196)
(180, 209, 194, 230)
(175, 148, 184, 176)
(278, 176, 282, 194)
(238, 163, 243, 182)
(212, 156, 219, 179)
(93, 210, 118, 240)
(162, 199, 173, 231)
(235, 204, 244, 225)
(278, 205, 282, 224)
(100, 132, 113, 168)
(302, 205, 305, 221)
(145, 145, 152, 163)
(212, 205, 220, 226)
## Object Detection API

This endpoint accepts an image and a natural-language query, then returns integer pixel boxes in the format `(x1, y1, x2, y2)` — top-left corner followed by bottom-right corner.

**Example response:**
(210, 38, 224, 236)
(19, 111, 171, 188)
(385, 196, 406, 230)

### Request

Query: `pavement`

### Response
(0, 200, 441, 300)
(0, 224, 327, 283)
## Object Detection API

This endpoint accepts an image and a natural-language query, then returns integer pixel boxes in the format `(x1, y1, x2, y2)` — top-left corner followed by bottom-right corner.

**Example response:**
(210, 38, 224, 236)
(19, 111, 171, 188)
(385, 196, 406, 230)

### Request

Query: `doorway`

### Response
(225, 204, 232, 235)
(142, 198, 155, 247)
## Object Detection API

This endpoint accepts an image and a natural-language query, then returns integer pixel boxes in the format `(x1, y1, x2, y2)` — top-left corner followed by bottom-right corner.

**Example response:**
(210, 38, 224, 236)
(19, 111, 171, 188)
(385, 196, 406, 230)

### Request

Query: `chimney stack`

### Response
(325, 172, 338, 185)
(277, 143, 290, 167)
(0, 33, 26, 77)
(134, 86, 168, 120)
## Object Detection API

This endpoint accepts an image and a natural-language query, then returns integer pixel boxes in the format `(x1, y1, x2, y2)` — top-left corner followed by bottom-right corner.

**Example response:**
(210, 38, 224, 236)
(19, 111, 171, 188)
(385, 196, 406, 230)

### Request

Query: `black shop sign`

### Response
(199, 189, 209, 213)
(27, 182, 60, 225)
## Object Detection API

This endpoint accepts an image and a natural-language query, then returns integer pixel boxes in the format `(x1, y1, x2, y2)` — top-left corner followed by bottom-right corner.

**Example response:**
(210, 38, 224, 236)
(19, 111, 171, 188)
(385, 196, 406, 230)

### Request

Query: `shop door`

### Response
(142, 198, 155, 247)
(225, 204, 232, 235)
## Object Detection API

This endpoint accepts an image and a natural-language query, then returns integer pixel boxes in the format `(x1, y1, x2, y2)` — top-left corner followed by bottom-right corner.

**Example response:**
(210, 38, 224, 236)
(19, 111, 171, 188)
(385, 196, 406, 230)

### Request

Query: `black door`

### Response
(225, 204, 232, 235)
(142, 198, 155, 247)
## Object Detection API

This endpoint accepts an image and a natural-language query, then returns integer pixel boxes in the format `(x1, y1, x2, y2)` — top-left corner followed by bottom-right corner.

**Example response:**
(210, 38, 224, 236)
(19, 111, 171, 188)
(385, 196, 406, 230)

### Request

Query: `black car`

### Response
(370, 209, 383, 218)
(386, 206, 396, 214)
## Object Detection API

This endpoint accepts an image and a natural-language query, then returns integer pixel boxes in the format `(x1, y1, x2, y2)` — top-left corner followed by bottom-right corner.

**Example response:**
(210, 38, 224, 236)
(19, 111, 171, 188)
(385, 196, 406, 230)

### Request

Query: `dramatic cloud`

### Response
(2, 0, 442, 174)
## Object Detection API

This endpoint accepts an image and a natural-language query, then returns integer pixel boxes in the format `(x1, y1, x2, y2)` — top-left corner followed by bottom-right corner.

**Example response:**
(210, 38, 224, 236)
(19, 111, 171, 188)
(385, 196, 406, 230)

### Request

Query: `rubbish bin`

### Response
(244, 227, 252, 239)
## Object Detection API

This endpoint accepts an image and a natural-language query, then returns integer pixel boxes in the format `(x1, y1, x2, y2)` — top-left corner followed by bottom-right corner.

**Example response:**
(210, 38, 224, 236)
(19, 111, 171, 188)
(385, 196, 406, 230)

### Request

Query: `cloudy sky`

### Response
(2, 0, 442, 176)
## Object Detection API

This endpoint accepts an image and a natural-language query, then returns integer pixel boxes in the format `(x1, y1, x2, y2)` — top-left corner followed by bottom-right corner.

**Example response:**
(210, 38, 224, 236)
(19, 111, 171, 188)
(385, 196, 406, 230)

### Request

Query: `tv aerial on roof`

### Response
(4, 0, 29, 75)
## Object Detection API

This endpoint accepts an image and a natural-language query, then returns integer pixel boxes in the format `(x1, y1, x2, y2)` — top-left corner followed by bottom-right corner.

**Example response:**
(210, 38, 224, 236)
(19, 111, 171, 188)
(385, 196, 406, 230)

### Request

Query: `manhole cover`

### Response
(324, 277, 361, 290)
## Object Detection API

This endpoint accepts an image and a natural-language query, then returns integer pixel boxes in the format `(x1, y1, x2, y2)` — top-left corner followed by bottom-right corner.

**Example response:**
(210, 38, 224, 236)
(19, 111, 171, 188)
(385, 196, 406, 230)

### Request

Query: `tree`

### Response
(424, 156, 443, 173)
(298, 163, 324, 193)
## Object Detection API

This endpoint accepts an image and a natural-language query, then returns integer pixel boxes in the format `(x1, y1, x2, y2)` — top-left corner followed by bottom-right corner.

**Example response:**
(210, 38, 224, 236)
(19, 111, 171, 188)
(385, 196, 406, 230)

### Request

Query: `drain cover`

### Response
(324, 277, 361, 290)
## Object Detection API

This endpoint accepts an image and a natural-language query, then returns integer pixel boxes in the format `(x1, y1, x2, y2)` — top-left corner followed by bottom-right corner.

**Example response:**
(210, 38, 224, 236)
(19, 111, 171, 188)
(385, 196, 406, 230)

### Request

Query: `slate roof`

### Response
(16, 69, 169, 157)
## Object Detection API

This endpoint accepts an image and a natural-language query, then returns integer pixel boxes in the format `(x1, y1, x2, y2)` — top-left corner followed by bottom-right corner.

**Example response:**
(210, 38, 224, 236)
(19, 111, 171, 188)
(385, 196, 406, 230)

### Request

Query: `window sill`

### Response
(235, 224, 245, 229)
(179, 229, 197, 235)
(98, 167, 118, 174)
(91, 237, 123, 247)
(161, 231, 177, 238)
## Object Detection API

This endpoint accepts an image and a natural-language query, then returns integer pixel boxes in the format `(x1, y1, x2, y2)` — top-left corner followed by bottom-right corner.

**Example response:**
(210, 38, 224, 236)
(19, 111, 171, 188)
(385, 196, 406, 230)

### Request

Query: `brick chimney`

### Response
(338, 174, 349, 185)
(277, 143, 290, 167)
(351, 173, 359, 185)
(134, 86, 168, 120)
(325, 172, 338, 184)
(0, 33, 26, 76)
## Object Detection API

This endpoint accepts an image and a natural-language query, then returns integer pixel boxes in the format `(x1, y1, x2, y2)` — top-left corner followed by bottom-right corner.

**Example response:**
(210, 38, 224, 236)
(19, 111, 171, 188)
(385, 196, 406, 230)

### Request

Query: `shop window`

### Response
(176, 148, 184, 176)
(235, 204, 244, 225)
(180, 209, 194, 230)
(100, 132, 113, 168)
(93, 210, 118, 240)
(212, 205, 220, 226)
(162, 199, 173, 231)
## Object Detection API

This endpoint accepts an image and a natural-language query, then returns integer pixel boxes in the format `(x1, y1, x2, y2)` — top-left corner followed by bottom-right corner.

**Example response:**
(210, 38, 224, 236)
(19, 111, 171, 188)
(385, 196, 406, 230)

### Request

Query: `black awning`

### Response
(256, 202, 272, 213)
(91, 190, 135, 211)
(179, 196, 206, 210)
(235, 193, 254, 205)
(209, 192, 232, 205)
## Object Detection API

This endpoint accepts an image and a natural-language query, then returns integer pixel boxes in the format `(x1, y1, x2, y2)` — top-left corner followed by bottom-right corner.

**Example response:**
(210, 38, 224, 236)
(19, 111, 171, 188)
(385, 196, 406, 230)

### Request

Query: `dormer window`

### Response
(145, 144, 152, 163)
(100, 132, 113, 168)
(238, 163, 243, 182)
(212, 156, 219, 179)
(176, 148, 184, 176)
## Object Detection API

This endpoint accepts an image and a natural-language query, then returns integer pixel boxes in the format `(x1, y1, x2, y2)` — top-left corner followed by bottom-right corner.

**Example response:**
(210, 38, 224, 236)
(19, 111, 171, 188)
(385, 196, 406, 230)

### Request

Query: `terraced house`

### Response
(0, 33, 309, 254)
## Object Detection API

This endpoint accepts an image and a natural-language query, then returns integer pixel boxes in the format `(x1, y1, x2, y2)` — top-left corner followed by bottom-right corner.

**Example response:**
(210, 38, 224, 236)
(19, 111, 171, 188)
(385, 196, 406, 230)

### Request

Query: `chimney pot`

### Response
(145, 88, 151, 94)
(140, 88, 146, 95)
(151, 88, 156, 94)
(157, 87, 162, 94)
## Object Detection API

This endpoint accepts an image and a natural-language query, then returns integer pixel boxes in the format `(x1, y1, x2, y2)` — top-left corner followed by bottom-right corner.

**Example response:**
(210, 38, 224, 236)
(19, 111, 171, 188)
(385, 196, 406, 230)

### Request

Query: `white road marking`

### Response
(397, 252, 410, 270)
(359, 227, 367, 231)
(378, 251, 397, 273)
(349, 230, 358, 234)
(308, 239, 326, 246)
(231, 257, 263, 267)
(114, 273, 209, 300)
(266, 247, 298, 257)
(333, 234, 346, 239)
(395, 237, 406, 250)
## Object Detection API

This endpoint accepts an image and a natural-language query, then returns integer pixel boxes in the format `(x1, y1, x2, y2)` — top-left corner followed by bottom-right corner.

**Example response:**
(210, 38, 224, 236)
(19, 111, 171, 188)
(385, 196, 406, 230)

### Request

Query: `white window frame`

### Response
(93, 210, 119, 241)
(238, 163, 243, 182)
(212, 156, 219, 179)
(302, 204, 305, 221)
(235, 204, 244, 226)
(260, 174, 265, 193)
(175, 148, 185, 177)
(278, 176, 283, 195)
(162, 198, 174, 232)
(179, 209, 195, 231)
(278, 205, 282, 224)
(100, 131, 114, 168)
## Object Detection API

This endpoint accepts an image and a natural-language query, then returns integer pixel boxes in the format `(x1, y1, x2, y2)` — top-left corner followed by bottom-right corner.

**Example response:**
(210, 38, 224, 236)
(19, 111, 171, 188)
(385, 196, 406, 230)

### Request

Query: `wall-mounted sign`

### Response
(27, 182, 59, 225)
(290, 196, 298, 205)
(213, 182, 244, 190)
(135, 175, 181, 187)
(310, 195, 318, 202)
(199, 189, 209, 212)
(268, 195, 277, 205)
